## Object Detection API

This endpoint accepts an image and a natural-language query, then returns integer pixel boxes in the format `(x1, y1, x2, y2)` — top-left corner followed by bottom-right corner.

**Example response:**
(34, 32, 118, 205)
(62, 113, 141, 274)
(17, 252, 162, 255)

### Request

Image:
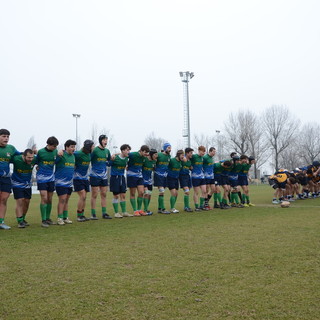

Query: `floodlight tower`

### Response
(179, 71, 194, 148)
(72, 113, 81, 149)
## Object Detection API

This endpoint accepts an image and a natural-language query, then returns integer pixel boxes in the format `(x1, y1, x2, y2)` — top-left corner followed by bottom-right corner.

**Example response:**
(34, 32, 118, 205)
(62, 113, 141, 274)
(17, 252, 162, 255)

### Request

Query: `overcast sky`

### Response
(1, 0, 319, 152)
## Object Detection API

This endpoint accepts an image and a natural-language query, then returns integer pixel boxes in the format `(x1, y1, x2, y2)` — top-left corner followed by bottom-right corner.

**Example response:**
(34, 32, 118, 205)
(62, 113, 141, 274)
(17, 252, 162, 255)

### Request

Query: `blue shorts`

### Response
(90, 176, 108, 187)
(127, 176, 144, 188)
(0, 177, 12, 193)
(56, 186, 73, 196)
(167, 176, 179, 190)
(192, 178, 206, 187)
(179, 174, 191, 189)
(154, 173, 167, 188)
(220, 175, 230, 186)
(13, 188, 32, 200)
(73, 179, 90, 192)
(205, 178, 215, 185)
(214, 174, 221, 186)
(144, 184, 153, 191)
(229, 175, 239, 188)
(110, 175, 127, 194)
(38, 181, 55, 192)
(238, 175, 248, 186)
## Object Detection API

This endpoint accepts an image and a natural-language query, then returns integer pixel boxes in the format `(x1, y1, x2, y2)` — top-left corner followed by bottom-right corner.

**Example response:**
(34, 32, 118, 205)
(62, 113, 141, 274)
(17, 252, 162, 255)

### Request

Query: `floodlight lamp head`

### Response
(190, 72, 194, 79)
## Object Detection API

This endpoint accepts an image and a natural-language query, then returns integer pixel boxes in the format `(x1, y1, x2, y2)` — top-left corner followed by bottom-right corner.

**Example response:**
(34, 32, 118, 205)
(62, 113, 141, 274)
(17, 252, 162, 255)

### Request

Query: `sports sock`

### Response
(46, 203, 52, 220)
(40, 204, 47, 221)
(112, 199, 119, 213)
(170, 196, 175, 209)
(143, 197, 149, 211)
(184, 195, 189, 208)
(200, 197, 205, 207)
(158, 195, 164, 210)
(91, 209, 96, 217)
(130, 198, 137, 211)
(63, 210, 68, 219)
(102, 207, 107, 214)
(120, 201, 126, 213)
(137, 197, 143, 210)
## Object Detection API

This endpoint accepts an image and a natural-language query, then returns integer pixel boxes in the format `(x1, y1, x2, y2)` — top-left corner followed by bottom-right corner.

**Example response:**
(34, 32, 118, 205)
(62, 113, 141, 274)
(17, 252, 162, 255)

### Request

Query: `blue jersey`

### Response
(155, 152, 170, 177)
(90, 146, 111, 179)
(203, 154, 214, 179)
(36, 147, 58, 183)
(55, 151, 75, 187)
(191, 154, 204, 179)
(11, 155, 36, 188)
(74, 150, 91, 180)
(0, 144, 19, 177)
(127, 151, 145, 178)
(142, 157, 156, 185)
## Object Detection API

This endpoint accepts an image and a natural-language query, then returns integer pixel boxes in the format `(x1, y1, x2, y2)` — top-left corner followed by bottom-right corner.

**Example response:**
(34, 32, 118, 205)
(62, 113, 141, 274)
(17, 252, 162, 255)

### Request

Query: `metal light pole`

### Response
(72, 114, 81, 149)
(179, 71, 194, 148)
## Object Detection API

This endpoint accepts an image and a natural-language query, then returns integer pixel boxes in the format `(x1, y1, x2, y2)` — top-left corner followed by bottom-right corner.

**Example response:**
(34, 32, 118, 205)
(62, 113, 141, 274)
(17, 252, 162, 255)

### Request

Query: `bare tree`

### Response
(144, 132, 166, 151)
(193, 133, 215, 151)
(262, 105, 300, 171)
(298, 123, 320, 164)
(90, 123, 115, 152)
(224, 110, 251, 155)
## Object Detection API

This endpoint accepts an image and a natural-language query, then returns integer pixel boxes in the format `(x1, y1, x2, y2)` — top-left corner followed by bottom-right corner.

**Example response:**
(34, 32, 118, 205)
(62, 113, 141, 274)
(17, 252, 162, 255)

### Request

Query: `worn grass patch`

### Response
(1, 185, 319, 319)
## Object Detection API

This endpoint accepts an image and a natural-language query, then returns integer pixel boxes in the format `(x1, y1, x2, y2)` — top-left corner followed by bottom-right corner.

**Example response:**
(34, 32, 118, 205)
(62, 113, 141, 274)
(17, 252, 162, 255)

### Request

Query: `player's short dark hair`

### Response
(0, 129, 10, 136)
(46, 136, 59, 146)
(64, 139, 77, 149)
(230, 152, 237, 158)
(140, 145, 150, 153)
(240, 155, 248, 160)
(99, 134, 108, 146)
(223, 160, 232, 167)
(209, 147, 216, 152)
(185, 147, 194, 154)
(23, 148, 33, 156)
(120, 144, 131, 151)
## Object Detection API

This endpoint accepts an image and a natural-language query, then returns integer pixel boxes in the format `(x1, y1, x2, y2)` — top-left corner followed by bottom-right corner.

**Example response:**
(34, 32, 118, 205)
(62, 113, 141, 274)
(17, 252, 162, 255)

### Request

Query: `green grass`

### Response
(1, 185, 319, 319)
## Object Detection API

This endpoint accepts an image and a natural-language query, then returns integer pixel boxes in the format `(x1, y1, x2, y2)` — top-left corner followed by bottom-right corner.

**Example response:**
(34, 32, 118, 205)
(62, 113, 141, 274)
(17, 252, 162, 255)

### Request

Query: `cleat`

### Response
(248, 203, 255, 206)
(214, 204, 220, 209)
(18, 221, 26, 228)
(205, 205, 212, 210)
(57, 218, 65, 226)
(184, 207, 193, 212)
(102, 214, 112, 220)
(272, 200, 280, 204)
(170, 208, 179, 213)
(90, 214, 98, 220)
(0, 223, 11, 230)
(231, 203, 237, 207)
(46, 219, 56, 225)
(195, 208, 202, 212)
(77, 216, 86, 222)
(122, 212, 134, 217)
(237, 204, 245, 208)
(134, 211, 141, 217)
(243, 203, 249, 207)
(41, 220, 49, 228)
(114, 213, 123, 218)
(63, 217, 73, 224)
(224, 204, 232, 209)
(146, 210, 153, 215)
(158, 209, 170, 214)
(139, 210, 147, 216)
(23, 220, 30, 226)
(202, 206, 210, 211)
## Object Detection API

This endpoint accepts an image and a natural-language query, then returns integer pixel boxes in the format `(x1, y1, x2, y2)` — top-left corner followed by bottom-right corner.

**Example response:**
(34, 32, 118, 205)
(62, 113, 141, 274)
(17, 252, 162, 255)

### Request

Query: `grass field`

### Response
(1, 185, 319, 320)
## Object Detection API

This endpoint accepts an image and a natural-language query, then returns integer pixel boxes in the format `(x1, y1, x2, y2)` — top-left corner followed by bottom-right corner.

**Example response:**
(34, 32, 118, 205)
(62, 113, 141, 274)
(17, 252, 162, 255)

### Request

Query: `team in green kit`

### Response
(0, 128, 257, 230)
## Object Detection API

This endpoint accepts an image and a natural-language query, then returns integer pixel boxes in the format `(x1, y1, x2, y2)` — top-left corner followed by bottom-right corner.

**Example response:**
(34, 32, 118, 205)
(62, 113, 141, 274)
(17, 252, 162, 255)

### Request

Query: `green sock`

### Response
(217, 193, 222, 203)
(137, 197, 143, 210)
(91, 209, 96, 216)
(58, 213, 63, 219)
(247, 195, 250, 203)
(143, 197, 149, 211)
(23, 214, 26, 220)
(222, 198, 227, 204)
(112, 200, 119, 213)
(184, 195, 189, 208)
(233, 193, 239, 204)
(130, 198, 137, 211)
(200, 197, 205, 207)
(230, 193, 234, 203)
(120, 201, 126, 213)
(195, 203, 199, 208)
(170, 196, 175, 209)
(0, 218, 4, 224)
(158, 195, 164, 209)
(17, 216, 24, 223)
(63, 211, 68, 219)
(214, 193, 218, 201)
(102, 207, 107, 214)
(40, 204, 47, 221)
(46, 203, 52, 220)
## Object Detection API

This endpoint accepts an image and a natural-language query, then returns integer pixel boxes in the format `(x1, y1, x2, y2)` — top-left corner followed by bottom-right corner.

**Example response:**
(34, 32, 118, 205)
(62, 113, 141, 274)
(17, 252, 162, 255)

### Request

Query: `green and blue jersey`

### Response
(74, 150, 91, 180)
(0, 144, 19, 177)
(55, 151, 75, 187)
(36, 147, 58, 183)
(90, 146, 111, 179)
(11, 155, 36, 188)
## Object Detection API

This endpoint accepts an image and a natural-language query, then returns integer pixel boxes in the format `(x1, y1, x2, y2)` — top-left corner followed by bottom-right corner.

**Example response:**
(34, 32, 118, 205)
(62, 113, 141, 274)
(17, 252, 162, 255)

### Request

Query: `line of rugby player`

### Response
(0, 129, 257, 229)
